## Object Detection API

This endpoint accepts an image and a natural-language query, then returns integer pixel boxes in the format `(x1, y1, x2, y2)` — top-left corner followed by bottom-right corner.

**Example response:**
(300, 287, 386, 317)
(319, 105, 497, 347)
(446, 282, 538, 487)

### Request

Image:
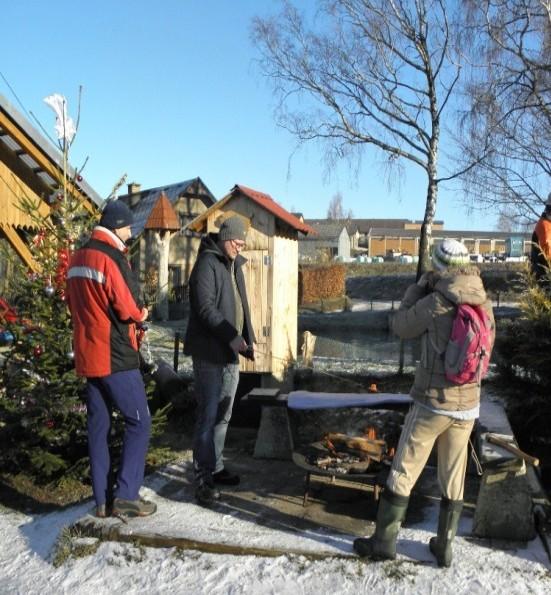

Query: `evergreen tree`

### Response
(0, 93, 168, 484)
(0, 93, 92, 480)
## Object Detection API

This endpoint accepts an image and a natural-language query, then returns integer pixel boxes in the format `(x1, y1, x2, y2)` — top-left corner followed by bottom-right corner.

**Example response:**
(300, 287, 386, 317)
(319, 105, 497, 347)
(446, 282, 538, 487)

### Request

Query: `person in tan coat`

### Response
(353, 239, 495, 567)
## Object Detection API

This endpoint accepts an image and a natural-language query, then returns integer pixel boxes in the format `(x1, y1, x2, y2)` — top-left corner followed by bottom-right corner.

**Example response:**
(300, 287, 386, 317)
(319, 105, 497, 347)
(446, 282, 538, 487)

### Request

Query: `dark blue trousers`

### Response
(85, 369, 151, 505)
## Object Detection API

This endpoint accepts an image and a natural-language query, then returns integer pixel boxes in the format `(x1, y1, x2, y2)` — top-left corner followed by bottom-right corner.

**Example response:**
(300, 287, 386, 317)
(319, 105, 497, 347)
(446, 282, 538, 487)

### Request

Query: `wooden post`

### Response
(301, 330, 316, 368)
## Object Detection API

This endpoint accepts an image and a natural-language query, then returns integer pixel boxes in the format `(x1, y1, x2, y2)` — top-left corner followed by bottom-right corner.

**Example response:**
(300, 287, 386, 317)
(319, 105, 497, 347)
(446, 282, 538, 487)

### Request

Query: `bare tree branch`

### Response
(251, 0, 468, 273)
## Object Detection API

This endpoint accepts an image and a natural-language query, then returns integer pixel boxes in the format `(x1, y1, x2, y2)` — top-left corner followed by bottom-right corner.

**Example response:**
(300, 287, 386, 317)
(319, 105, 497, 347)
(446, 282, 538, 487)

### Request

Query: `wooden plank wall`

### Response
(240, 248, 269, 373)
(270, 234, 298, 381)
(0, 159, 49, 227)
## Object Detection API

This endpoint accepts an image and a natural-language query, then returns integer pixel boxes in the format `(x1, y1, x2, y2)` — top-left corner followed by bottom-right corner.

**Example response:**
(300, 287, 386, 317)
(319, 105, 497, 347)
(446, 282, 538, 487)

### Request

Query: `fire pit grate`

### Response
(292, 433, 396, 505)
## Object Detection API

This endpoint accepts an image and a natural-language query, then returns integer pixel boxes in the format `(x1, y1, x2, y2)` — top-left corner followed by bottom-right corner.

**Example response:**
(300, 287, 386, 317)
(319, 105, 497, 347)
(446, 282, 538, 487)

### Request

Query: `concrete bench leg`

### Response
(473, 463, 536, 541)
(253, 406, 294, 460)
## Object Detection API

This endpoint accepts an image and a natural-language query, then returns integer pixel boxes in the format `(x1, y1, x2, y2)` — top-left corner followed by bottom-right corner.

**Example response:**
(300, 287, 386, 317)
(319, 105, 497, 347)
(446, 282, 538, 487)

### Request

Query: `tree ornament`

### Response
(46, 419, 55, 429)
(67, 350, 75, 360)
(33, 345, 44, 358)
(44, 284, 55, 297)
(0, 330, 14, 346)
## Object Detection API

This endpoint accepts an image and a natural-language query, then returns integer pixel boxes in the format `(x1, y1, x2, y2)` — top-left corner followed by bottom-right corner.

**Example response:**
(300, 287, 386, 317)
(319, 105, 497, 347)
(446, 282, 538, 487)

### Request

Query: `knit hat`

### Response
(99, 200, 134, 230)
(218, 216, 248, 241)
(432, 239, 470, 271)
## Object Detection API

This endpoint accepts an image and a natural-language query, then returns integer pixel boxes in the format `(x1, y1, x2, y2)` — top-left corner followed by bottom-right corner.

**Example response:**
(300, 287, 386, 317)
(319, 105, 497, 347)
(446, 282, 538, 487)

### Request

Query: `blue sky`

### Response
(0, 0, 493, 231)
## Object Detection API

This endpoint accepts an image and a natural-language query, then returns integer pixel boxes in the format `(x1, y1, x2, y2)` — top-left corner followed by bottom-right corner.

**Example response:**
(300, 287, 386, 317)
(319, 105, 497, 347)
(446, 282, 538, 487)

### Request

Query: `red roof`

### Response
(144, 192, 180, 231)
(233, 185, 315, 235)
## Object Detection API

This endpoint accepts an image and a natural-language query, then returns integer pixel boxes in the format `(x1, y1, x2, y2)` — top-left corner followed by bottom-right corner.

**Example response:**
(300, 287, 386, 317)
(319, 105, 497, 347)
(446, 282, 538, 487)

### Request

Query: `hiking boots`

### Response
(94, 499, 113, 519)
(195, 479, 221, 506)
(112, 497, 157, 518)
(212, 468, 240, 486)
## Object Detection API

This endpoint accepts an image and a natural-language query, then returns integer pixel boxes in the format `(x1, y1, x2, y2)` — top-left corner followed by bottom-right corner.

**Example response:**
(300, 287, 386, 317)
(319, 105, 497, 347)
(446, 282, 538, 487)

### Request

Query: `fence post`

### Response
(398, 339, 405, 375)
(173, 331, 180, 372)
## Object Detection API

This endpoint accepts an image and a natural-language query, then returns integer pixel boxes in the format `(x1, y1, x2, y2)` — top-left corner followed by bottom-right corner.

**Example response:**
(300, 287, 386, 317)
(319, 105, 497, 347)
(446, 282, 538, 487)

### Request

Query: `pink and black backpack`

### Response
(444, 304, 493, 385)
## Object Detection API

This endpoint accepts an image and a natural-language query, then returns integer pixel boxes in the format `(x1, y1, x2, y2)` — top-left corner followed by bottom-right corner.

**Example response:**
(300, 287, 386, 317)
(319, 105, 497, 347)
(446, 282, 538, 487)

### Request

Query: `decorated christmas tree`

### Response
(0, 93, 167, 485)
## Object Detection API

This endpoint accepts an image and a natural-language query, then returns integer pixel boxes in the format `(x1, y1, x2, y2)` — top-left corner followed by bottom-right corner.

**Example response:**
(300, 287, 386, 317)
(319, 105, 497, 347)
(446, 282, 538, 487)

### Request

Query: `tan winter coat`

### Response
(391, 267, 495, 412)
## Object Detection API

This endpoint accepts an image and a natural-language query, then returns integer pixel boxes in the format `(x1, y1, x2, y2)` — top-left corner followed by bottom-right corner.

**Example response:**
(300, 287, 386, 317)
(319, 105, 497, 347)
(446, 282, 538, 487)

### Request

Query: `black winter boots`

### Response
(353, 489, 409, 560)
(429, 496, 463, 567)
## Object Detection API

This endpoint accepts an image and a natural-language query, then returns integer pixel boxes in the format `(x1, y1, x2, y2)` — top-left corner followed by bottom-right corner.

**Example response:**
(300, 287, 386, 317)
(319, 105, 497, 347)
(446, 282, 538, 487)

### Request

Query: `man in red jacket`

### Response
(67, 200, 156, 518)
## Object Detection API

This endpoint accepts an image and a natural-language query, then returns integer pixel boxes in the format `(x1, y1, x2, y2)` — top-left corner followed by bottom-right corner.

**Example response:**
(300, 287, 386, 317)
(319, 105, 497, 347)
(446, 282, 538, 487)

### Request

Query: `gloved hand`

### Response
(417, 271, 439, 291)
(229, 335, 248, 353)
(241, 345, 255, 361)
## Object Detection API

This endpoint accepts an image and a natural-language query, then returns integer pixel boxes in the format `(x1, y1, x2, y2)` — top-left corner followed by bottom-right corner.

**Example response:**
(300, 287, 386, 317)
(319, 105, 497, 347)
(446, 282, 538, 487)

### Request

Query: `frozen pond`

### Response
(305, 328, 420, 367)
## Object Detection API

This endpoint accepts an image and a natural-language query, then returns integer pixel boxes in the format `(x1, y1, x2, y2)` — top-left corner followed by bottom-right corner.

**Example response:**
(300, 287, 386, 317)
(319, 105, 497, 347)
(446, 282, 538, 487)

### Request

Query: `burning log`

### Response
(305, 451, 370, 474)
(324, 432, 387, 462)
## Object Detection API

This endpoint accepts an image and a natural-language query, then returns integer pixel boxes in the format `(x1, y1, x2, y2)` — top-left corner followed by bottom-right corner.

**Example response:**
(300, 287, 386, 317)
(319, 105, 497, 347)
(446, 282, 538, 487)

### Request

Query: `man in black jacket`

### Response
(184, 216, 255, 504)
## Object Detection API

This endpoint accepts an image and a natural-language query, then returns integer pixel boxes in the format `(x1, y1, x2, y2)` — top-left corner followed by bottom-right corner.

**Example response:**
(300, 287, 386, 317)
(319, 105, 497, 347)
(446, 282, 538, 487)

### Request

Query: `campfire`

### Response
(305, 426, 396, 475)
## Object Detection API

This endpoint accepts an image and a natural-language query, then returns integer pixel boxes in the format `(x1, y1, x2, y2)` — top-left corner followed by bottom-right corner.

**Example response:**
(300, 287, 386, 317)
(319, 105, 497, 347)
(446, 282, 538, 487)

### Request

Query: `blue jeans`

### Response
(192, 358, 239, 481)
(85, 369, 151, 505)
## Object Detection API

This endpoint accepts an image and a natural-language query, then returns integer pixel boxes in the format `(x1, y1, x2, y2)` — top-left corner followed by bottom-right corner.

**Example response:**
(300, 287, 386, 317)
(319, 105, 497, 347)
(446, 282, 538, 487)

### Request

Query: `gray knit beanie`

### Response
(218, 216, 248, 241)
(432, 239, 469, 271)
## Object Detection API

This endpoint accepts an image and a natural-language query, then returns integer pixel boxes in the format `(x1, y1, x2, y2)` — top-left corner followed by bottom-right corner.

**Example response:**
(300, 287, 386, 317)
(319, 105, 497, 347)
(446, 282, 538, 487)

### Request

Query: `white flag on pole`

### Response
(44, 94, 76, 143)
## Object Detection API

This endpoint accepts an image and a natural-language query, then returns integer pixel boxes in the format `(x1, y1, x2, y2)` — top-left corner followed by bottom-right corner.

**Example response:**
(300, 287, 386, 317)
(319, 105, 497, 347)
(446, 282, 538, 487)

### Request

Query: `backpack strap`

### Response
(428, 290, 456, 356)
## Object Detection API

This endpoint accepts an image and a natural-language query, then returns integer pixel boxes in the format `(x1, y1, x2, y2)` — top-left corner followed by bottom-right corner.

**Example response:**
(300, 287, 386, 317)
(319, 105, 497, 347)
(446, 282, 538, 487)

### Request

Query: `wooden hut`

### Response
(0, 92, 102, 279)
(187, 184, 315, 382)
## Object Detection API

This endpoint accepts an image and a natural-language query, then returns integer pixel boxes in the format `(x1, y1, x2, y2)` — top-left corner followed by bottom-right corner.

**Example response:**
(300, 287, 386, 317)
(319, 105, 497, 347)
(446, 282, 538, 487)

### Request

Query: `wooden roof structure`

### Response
(119, 177, 216, 237)
(0, 93, 103, 269)
(144, 191, 180, 231)
(187, 184, 316, 236)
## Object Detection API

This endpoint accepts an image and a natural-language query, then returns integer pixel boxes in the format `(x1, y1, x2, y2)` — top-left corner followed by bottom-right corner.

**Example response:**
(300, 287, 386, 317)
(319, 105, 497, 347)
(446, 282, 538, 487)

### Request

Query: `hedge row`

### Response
(299, 264, 346, 304)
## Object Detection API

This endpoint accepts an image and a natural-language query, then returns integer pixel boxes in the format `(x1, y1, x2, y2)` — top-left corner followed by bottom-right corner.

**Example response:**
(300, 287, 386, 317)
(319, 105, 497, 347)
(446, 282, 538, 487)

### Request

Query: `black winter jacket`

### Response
(184, 234, 255, 364)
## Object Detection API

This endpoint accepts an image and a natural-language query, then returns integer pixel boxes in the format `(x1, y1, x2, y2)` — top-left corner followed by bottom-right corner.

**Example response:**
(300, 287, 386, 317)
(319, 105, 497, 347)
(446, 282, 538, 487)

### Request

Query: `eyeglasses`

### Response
(231, 239, 246, 251)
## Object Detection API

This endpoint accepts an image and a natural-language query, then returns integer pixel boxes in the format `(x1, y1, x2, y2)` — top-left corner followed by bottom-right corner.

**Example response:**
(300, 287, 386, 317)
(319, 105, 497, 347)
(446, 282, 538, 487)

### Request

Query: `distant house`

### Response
(300, 220, 351, 261)
(119, 178, 216, 297)
(0, 92, 102, 291)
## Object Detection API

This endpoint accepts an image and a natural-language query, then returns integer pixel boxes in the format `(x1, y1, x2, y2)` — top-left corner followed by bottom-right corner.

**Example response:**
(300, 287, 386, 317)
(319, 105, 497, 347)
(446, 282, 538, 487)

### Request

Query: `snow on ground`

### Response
(1, 462, 550, 595)
(2, 315, 549, 594)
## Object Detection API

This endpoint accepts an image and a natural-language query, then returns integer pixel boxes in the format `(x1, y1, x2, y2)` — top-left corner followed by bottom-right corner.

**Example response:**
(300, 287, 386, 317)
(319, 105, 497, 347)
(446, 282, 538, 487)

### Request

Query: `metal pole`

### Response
(173, 331, 180, 372)
(398, 339, 405, 375)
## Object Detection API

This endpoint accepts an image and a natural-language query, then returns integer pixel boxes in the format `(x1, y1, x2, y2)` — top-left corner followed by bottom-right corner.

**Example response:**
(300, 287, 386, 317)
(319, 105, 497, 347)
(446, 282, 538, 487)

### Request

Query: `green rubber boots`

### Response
(429, 496, 463, 568)
(353, 489, 409, 560)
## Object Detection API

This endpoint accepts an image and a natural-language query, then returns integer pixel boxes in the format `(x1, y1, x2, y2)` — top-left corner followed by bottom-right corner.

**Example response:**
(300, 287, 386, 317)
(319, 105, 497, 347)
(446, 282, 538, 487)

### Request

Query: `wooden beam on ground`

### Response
(73, 517, 352, 560)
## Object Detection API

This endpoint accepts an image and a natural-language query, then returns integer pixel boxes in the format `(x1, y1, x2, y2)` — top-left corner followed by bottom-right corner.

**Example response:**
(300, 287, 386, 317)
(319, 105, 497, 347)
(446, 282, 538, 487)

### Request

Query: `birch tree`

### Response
(459, 0, 551, 225)
(252, 0, 471, 273)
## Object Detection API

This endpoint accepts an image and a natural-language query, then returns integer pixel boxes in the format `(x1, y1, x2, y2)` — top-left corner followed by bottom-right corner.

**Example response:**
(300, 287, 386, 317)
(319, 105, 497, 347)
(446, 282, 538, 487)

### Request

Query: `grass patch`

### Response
(0, 473, 91, 512)
(0, 444, 184, 514)
(51, 526, 101, 567)
(381, 559, 417, 582)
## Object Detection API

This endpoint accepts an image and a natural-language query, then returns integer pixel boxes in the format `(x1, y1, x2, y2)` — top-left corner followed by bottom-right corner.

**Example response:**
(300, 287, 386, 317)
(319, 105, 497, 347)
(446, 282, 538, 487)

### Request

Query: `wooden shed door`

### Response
(240, 249, 269, 372)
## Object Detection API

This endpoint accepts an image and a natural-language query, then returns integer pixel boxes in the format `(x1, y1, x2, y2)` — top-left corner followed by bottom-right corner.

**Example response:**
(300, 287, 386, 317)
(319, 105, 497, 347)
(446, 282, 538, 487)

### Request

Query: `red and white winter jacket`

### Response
(66, 227, 146, 377)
